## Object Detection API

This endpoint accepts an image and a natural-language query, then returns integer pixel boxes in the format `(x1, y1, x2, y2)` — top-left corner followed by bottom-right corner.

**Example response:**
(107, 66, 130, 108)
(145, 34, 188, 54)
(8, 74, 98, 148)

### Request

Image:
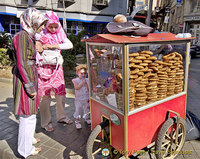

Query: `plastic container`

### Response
(175, 33, 191, 38)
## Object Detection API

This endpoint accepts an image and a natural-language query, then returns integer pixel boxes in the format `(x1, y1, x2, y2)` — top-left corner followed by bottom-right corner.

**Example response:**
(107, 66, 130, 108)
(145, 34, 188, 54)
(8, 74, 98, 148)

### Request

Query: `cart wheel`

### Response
(86, 120, 121, 159)
(155, 117, 186, 159)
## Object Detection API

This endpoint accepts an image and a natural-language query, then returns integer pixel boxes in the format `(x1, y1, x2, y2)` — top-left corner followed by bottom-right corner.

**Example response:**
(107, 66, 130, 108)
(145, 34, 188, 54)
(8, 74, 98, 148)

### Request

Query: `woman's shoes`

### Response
(58, 118, 73, 125)
(30, 147, 41, 156)
(32, 138, 40, 144)
(43, 123, 54, 132)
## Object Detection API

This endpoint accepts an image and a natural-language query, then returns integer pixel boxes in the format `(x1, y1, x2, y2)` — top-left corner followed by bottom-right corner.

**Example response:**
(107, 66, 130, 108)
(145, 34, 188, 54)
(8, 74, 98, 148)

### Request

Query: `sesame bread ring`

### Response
(140, 54, 151, 58)
(155, 60, 166, 65)
(134, 98, 146, 102)
(140, 51, 153, 55)
(158, 75, 168, 78)
(129, 75, 138, 79)
(135, 87, 146, 91)
(135, 84, 146, 88)
(139, 63, 148, 66)
(135, 96, 147, 100)
(140, 67, 149, 72)
(137, 76, 143, 82)
(176, 72, 184, 75)
(149, 73, 157, 77)
(150, 67, 159, 72)
(147, 56, 157, 60)
(177, 65, 184, 68)
(157, 71, 167, 75)
(147, 96, 158, 99)
(168, 60, 176, 64)
(131, 68, 139, 74)
(144, 72, 152, 78)
(135, 93, 147, 97)
(137, 72, 144, 76)
(130, 64, 144, 69)
(149, 78, 159, 81)
(175, 76, 184, 80)
(135, 56, 146, 60)
(148, 62, 159, 67)
(163, 53, 176, 60)
(174, 62, 181, 66)
(148, 81, 157, 85)
(157, 89, 167, 93)
(157, 65, 163, 69)
(129, 52, 139, 57)
(174, 52, 183, 60)
(143, 60, 152, 63)
(129, 58, 134, 62)
(177, 69, 184, 72)
(132, 59, 142, 63)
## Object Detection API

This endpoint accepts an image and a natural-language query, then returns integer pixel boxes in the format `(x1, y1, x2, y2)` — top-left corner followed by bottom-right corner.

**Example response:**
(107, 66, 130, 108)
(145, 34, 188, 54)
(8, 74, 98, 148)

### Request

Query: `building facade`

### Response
(0, 0, 127, 36)
(184, 0, 200, 45)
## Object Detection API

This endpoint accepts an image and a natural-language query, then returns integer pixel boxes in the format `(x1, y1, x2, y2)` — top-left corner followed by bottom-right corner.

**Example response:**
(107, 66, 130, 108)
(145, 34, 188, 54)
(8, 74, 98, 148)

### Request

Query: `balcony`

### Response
(93, 0, 108, 10)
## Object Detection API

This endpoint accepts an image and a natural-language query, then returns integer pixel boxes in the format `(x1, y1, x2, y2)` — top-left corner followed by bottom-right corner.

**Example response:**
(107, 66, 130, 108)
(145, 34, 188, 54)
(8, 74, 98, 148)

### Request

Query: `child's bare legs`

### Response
(74, 100, 82, 129)
(83, 100, 91, 124)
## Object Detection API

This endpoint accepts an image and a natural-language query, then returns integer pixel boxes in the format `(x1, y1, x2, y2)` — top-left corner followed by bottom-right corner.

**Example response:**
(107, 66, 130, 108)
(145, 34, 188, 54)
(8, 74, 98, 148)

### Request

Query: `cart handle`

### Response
(167, 110, 180, 144)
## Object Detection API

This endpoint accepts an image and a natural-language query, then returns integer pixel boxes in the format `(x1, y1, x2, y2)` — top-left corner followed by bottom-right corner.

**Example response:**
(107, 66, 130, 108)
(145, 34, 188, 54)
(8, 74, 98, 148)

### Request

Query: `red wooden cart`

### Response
(85, 33, 194, 159)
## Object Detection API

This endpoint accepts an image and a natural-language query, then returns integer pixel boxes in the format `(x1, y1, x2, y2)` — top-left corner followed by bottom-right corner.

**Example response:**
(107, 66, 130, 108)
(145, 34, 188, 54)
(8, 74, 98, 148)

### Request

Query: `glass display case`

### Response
(87, 33, 190, 115)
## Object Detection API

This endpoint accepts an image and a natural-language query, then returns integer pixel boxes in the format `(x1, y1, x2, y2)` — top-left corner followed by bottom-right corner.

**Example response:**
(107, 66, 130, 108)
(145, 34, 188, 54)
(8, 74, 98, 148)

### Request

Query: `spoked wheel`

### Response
(155, 117, 186, 159)
(86, 120, 121, 159)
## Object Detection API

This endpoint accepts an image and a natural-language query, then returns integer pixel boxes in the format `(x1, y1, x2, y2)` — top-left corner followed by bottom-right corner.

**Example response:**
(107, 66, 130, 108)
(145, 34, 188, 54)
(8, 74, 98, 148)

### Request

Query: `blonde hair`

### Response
(113, 14, 127, 23)
(76, 64, 87, 73)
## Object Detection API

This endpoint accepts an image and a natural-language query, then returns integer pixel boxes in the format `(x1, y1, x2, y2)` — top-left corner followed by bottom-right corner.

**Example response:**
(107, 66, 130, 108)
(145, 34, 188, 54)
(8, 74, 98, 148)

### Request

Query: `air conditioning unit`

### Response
(93, 0, 108, 10)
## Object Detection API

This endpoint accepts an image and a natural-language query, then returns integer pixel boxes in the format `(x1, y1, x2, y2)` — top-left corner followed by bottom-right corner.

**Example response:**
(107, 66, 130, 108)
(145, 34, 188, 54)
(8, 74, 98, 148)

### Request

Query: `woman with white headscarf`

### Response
(12, 8, 48, 158)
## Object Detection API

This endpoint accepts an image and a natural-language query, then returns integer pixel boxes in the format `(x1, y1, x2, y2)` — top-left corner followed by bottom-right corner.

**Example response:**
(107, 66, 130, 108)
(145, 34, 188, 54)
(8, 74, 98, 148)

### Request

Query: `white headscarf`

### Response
(20, 8, 48, 39)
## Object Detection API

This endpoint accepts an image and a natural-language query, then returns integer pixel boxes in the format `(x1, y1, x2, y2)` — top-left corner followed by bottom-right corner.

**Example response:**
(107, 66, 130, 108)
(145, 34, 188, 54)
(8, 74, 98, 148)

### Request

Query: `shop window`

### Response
(93, 0, 108, 10)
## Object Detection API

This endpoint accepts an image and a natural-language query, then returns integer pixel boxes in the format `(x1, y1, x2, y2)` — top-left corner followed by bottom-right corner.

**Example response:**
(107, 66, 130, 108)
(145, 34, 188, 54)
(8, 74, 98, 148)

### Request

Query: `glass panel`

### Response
(128, 43, 186, 112)
(89, 45, 123, 111)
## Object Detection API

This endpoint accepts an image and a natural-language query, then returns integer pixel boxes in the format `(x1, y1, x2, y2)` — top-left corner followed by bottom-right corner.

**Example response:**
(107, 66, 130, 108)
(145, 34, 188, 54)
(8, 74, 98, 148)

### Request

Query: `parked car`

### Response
(190, 45, 200, 58)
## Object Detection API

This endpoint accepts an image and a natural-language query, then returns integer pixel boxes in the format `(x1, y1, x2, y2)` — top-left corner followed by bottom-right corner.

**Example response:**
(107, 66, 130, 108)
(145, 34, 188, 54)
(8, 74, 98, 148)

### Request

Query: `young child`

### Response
(72, 65, 91, 129)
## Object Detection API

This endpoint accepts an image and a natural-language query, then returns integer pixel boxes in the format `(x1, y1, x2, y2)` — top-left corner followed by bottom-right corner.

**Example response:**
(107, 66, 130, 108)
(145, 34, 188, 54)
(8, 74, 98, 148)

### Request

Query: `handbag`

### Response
(41, 49, 63, 66)
(39, 50, 64, 79)
(105, 20, 153, 36)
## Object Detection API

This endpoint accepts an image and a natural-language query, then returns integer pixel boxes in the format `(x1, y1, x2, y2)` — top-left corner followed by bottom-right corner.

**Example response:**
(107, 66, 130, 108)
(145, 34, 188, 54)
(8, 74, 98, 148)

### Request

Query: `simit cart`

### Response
(85, 33, 194, 159)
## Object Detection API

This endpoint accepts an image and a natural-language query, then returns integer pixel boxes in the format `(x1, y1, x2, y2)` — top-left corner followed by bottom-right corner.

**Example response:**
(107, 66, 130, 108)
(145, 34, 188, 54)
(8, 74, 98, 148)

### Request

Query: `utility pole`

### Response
(146, 0, 153, 26)
(63, 0, 67, 32)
